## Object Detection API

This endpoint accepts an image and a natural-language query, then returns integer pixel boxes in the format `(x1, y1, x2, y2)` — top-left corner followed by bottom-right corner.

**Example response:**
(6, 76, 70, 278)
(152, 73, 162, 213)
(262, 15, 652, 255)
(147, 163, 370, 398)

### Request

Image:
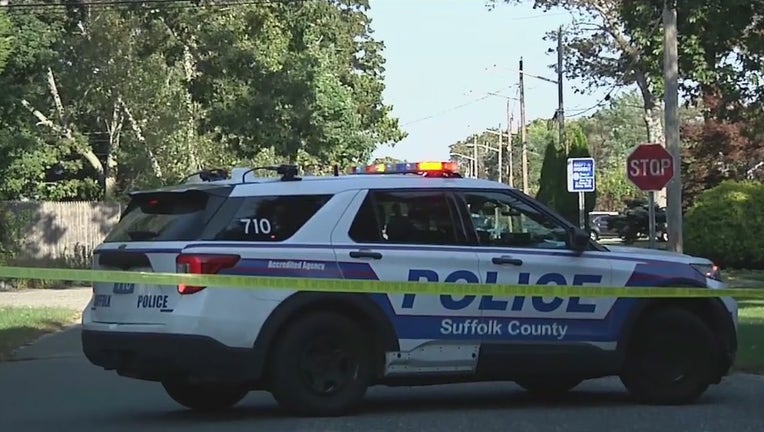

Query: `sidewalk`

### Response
(0, 287, 92, 310)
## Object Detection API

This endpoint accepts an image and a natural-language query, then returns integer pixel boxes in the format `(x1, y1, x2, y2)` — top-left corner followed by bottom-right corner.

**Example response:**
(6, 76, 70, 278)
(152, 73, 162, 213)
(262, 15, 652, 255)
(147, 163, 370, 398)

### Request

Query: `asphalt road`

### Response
(2, 328, 764, 432)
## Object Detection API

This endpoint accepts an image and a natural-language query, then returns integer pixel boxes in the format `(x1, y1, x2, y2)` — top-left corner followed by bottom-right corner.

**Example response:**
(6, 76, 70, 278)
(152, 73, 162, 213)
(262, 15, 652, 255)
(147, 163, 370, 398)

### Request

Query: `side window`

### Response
(458, 190, 571, 250)
(348, 190, 466, 245)
(211, 195, 332, 242)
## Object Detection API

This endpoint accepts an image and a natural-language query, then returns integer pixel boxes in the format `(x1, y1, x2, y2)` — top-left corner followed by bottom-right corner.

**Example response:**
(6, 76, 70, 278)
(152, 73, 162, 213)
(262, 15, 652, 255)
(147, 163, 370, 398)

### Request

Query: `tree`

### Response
(0, 1, 406, 201)
(619, 0, 764, 206)
(535, 139, 561, 208)
(489, 1, 666, 150)
(178, 1, 406, 169)
(534, 124, 596, 225)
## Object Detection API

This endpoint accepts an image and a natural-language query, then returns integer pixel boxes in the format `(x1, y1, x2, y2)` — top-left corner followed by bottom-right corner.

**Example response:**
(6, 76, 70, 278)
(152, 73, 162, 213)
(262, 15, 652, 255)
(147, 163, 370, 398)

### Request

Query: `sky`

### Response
(366, 0, 617, 162)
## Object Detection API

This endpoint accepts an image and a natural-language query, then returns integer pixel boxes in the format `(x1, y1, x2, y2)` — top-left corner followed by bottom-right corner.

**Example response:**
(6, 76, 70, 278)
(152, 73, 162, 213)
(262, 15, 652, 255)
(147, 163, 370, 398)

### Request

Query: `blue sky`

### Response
(367, 0, 616, 162)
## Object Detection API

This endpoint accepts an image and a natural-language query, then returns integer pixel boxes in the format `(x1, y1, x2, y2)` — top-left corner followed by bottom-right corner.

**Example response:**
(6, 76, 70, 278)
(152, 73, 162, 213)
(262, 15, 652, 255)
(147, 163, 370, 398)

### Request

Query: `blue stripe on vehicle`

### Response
(94, 242, 697, 266)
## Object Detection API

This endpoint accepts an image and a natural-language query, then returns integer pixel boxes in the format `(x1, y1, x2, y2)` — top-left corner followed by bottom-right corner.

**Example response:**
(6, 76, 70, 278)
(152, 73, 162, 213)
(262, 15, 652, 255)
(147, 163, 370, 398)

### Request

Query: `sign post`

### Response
(567, 157, 596, 230)
(626, 143, 675, 249)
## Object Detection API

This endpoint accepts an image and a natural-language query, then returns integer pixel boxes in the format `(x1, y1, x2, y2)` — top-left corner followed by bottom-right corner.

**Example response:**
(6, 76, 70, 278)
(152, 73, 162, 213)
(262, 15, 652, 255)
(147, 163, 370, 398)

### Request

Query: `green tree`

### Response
(535, 138, 562, 209)
(0, 1, 406, 201)
(535, 125, 596, 226)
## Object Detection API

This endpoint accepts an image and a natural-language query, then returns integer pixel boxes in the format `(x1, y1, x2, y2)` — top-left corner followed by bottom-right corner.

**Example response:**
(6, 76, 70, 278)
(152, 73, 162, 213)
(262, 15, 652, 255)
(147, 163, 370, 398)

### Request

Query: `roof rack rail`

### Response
(182, 168, 230, 183)
(239, 164, 302, 182)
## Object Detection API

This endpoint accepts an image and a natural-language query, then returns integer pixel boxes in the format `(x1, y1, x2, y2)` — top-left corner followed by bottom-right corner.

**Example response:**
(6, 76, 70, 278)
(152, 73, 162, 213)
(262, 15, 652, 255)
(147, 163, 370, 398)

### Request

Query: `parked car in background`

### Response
(588, 211, 619, 240)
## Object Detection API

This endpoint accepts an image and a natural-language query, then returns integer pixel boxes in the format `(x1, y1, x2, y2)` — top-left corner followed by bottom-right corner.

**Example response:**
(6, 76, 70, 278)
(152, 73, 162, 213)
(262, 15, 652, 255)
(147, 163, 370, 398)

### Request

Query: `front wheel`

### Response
(267, 312, 373, 417)
(620, 308, 717, 405)
(161, 381, 249, 411)
(516, 376, 582, 398)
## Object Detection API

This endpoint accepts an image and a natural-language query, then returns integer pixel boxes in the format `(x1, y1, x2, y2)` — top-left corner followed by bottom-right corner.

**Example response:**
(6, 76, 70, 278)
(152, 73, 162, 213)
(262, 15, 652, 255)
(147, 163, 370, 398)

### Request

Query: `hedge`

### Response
(684, 180, 764, 269)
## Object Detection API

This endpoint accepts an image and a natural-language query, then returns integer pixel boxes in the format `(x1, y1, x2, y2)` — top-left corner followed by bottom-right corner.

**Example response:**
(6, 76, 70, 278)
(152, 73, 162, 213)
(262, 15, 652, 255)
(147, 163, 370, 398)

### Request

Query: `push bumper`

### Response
(81, 329, 262, 384)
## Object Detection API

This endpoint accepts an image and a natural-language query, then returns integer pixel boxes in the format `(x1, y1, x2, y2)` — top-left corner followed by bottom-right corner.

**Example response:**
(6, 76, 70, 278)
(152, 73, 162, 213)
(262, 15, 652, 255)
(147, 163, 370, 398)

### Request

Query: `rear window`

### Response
(209, 194, 333, 242)
(104, 190, 225, 242)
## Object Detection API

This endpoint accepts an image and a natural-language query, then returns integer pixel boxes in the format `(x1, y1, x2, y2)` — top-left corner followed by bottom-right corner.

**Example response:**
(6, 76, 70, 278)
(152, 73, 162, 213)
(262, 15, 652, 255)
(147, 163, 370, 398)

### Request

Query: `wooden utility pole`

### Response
(663, 0, 682, 253)
(507, 100, 514, 187)
(497, 122, 503, 184)
(557, 26, 566, 153)
(519, 58, 528, 193)
(472, 133, 479, 178)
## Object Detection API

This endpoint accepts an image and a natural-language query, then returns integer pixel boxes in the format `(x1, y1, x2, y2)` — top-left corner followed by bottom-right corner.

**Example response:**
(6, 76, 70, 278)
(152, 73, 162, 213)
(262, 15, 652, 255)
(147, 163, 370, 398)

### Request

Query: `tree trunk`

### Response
(635, 72, 667, 208)
(105, 98, 124, 200)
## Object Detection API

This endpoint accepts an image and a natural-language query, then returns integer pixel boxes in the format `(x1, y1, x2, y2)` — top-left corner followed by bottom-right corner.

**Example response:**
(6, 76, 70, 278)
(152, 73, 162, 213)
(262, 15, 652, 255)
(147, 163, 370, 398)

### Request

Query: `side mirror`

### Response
(568, 227, 590, 253)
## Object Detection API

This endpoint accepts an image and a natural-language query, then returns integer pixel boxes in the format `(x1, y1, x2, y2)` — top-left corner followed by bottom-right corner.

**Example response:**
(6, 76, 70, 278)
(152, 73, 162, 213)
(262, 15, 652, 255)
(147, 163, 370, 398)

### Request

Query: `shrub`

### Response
(684, 180, 764, 269)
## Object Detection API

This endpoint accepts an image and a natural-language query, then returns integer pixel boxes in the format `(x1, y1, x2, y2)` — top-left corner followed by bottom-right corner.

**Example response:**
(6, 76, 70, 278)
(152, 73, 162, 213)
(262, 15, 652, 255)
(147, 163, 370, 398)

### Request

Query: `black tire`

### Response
(267, 312, 373, 417)
(589, 230, 599, 241)
(161, 381, 249, 411)
(516, 376, 582, 398)
(620, 307, 717, 405)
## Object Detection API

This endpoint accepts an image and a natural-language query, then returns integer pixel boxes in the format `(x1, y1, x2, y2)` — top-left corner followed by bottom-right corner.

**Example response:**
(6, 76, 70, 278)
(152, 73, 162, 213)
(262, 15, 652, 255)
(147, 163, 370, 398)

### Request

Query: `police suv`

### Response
(81, 162, 738, 416)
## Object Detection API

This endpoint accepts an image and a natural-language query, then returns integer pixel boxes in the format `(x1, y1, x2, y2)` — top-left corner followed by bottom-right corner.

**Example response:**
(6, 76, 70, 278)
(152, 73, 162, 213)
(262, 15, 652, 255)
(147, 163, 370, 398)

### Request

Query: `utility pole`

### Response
(497, 123, 503, 184)
(472, 133, 479, 179)
(519, 57, 528, 193)
(557, 26, 566, 153)
(507, 100, 514, 187)
(663, 0, 682, 253)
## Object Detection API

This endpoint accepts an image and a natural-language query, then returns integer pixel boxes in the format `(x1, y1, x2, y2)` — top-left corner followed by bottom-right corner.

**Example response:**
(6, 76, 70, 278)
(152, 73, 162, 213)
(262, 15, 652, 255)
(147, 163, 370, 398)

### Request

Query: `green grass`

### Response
(737, 300, 764, 373)
(725, 269, 764, 288)
(0, 306, 80, 361)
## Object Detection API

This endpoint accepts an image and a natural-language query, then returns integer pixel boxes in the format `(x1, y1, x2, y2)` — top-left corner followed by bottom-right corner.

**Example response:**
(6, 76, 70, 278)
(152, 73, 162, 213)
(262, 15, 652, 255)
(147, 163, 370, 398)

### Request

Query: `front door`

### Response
(452, 189, 619, 347)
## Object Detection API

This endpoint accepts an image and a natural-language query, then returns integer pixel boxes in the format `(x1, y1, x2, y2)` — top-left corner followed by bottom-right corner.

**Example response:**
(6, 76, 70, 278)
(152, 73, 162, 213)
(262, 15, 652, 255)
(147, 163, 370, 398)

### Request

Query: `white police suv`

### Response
(81, 162, 738, 416)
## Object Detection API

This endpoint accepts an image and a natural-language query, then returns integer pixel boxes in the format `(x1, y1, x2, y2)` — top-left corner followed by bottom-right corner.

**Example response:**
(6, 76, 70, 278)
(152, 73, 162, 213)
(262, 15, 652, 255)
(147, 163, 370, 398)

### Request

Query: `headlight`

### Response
(691, 263, 722, 281)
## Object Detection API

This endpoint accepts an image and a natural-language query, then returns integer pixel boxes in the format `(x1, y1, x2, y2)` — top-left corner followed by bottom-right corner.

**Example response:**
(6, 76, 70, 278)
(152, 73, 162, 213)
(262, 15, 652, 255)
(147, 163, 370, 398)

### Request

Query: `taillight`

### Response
(176, 254, 240, 295)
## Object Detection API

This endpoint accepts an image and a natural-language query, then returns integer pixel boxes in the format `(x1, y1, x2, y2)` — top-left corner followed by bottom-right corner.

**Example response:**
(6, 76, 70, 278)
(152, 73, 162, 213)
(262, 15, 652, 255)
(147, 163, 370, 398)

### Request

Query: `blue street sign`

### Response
(567, 157, 596, 193)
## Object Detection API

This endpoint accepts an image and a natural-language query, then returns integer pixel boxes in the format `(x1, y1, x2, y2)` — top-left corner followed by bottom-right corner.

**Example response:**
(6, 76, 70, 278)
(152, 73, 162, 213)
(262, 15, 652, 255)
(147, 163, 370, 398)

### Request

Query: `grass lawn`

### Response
(0, 306, 80, 361)
(725, 269, 764, 288)
(736, 300, 764, 373)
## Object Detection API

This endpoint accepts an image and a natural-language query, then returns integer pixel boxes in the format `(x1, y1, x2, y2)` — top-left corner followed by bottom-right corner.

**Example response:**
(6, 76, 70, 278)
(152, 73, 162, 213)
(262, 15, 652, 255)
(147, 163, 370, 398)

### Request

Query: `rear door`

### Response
(89, 185, 231, 324)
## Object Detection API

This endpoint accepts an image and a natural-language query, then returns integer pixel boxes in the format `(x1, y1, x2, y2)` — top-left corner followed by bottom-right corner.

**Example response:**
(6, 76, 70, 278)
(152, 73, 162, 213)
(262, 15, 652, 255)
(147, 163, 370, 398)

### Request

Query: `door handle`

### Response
(349, 250, 383, 260)
(491, 256, 523, 266)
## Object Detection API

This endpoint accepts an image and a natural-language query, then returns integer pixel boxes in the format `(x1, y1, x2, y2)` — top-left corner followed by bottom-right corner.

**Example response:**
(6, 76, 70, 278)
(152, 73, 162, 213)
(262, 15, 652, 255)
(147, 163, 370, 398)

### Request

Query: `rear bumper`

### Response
(81, 329, 262, 384)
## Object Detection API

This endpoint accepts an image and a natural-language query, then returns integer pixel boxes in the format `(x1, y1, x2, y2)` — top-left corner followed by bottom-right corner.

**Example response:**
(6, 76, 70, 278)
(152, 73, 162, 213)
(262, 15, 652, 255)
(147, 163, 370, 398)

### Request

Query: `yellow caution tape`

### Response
(0, 265, 762, 298)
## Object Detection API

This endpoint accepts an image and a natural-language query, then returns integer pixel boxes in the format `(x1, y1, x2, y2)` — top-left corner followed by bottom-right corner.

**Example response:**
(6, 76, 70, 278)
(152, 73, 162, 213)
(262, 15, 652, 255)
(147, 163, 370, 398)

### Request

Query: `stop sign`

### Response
(626, 144, 674, 191)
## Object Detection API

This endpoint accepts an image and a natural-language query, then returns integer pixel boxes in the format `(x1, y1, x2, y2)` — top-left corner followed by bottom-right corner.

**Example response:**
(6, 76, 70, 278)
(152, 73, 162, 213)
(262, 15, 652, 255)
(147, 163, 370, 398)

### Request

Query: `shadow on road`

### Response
(102, 384, 727, 425)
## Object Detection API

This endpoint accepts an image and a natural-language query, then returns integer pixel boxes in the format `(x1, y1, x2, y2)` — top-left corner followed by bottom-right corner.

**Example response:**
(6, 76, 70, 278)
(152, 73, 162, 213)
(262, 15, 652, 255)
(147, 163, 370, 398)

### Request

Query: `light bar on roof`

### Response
(348, 161, 460, 175)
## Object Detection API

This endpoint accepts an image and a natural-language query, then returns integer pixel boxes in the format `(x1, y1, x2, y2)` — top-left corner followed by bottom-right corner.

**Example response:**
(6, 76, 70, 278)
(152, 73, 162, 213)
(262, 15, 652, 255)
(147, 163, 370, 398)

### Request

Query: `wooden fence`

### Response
(1, 201, 122, 264)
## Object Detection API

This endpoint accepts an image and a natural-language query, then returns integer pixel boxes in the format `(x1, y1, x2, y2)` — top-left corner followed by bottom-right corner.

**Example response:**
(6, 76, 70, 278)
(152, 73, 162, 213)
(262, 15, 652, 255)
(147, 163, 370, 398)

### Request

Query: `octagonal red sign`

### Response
(626, 144, 674, 191)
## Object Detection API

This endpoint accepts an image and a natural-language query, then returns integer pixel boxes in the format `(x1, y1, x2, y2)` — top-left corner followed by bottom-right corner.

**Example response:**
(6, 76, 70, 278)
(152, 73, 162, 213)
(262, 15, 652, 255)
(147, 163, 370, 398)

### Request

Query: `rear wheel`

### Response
(161, 381, 249, 411)
(516, 376, 582, 398)
(267, 312, 373, 417)
(620, 307, 717, 405)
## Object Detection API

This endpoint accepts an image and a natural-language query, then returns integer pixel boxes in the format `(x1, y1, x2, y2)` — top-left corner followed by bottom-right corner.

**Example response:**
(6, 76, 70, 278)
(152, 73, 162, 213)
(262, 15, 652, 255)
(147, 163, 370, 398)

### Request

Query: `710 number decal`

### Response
(240, 218, 272, 235)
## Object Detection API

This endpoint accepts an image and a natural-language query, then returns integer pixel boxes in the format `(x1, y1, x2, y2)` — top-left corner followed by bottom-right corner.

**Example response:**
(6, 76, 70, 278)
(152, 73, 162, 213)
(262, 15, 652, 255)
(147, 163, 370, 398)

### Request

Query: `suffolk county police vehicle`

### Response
(81, 162, 737, 416)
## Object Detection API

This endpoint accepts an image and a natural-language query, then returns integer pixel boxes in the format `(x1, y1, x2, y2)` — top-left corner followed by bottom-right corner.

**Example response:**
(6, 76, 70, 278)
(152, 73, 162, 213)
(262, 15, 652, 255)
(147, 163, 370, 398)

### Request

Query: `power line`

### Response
(401, 92, 498, 127)
(565, 17, 664, 118)
(0, 0, 301, 9)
